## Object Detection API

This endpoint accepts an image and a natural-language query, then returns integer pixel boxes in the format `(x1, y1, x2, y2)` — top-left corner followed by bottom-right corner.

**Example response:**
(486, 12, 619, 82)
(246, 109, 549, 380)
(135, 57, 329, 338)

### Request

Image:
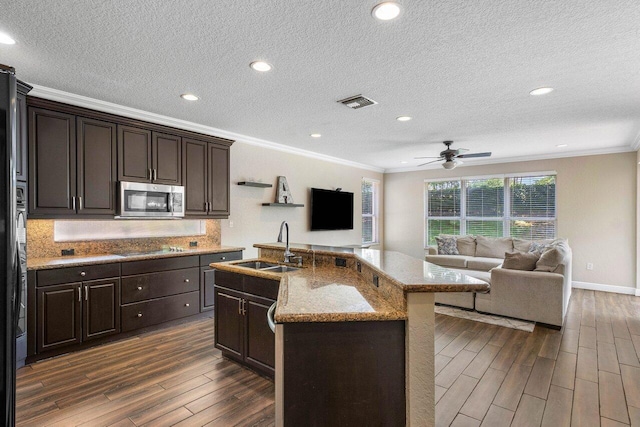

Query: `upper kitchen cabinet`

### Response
(29, 107, 118, 217)
(118, 127, 181, 185)
(182, 138, 230, 218)
(15, 81, 32, 182)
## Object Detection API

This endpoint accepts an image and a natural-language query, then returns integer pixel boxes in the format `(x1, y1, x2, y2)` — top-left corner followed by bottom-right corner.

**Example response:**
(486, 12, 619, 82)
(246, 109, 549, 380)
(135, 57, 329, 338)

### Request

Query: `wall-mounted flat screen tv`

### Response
(311, 188, 354, 231)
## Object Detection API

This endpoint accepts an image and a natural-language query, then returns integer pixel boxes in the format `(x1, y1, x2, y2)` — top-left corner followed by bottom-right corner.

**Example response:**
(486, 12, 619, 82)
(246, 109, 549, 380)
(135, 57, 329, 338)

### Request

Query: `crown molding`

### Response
(29, 85, 384, 173)
(384, 145, 635, 173)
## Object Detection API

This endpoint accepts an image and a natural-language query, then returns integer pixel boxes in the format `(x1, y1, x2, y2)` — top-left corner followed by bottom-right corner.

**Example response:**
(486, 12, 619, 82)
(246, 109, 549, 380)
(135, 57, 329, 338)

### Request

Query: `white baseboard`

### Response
(572, 281, 638, 296)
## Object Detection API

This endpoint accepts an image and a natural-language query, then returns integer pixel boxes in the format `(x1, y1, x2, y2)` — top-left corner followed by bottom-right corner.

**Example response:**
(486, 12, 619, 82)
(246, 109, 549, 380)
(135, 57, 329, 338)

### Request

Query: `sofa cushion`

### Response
(466, 257, 503, 272)
(435, 236, 459, 255)
(513, 238, 554, 253)
(502, 251, 539, 271)
(455, 235, 477, 256)
(447, 268, 492, 285)
(475, 236, 513, 258)
(535, 242, 570, 273)
(425, 255, 470, 269)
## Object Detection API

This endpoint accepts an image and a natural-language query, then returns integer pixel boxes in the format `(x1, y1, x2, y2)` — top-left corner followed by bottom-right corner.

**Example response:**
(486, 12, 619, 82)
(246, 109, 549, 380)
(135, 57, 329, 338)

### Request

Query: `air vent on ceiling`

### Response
(337, 94, 378, 109)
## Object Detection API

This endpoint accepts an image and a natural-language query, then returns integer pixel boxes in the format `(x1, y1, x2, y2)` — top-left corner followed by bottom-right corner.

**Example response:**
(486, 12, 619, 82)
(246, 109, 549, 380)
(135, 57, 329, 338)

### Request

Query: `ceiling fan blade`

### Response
(455, 148, 469, 154)
(457, 152, 492, 159)
(418, 159, 444, 167)
(414, 156, 443, 159)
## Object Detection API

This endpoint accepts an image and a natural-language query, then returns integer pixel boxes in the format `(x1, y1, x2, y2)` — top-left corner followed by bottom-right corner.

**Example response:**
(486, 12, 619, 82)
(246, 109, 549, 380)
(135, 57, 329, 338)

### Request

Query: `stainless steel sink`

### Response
(261, 265, 300, 273)
(235, 261, 279, 270)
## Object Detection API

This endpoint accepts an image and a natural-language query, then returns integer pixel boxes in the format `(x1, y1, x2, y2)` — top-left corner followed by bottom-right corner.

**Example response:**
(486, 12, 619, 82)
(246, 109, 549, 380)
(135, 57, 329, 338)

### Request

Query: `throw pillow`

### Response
(513, 238, 533, 253)
(455, 235, 476, 256)
(535, 241, 570, 272)
(435, 236, 459, 255)
(475, 236, 513, 258)
(502, 251, 539, 271)
(528, 242, 549, 256)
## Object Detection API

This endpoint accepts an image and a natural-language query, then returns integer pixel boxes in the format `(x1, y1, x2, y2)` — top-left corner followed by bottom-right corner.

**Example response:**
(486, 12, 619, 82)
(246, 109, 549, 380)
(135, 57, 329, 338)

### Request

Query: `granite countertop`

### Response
(254, 242, 490, 293)
(213, 261, 406, 323)
(212, 243, 490, 323)
(27, 245, 245, 271)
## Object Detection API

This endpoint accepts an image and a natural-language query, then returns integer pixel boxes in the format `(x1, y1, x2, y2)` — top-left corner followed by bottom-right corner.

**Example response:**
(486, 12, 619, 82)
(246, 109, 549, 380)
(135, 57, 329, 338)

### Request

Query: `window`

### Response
(362, 179, 379, 244)
(425, 174, 556, 246)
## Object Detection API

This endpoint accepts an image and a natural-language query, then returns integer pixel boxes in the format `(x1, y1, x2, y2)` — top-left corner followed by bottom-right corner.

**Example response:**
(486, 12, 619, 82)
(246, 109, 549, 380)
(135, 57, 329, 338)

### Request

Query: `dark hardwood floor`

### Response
(15, 289, 640, 426)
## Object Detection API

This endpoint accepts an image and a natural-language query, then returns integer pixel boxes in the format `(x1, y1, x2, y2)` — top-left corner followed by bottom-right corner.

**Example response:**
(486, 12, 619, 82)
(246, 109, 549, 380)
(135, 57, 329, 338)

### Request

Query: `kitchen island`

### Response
(213, 242, 489, 427)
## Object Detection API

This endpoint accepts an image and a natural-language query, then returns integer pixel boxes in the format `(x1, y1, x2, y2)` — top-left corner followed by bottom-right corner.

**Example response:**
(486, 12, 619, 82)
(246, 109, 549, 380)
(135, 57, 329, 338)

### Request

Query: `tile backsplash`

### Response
(27, 219, 221, 258)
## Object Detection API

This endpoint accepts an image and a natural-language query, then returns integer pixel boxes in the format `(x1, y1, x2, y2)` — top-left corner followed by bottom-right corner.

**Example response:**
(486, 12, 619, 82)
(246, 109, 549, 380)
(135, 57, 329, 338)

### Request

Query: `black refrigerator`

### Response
(0, 63, 20, 426)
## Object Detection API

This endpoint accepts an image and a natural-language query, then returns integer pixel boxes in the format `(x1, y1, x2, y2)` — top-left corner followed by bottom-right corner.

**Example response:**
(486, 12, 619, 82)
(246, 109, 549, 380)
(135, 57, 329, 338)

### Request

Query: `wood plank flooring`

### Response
(15, 288, 640, 426)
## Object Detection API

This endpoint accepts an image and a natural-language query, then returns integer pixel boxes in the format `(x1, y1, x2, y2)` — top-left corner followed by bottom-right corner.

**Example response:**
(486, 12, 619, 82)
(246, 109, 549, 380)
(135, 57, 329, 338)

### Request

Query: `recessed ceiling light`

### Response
(310, 133, 322, 138)
(530, 87, 554, 96)
(180, 93, 199, 101)
(250, 61, 272, 72)
(556, 144, 568, 148)
(0, 33, 16, 45)
(372, 2, 402, 20)
(396, 116, 412, 122)
(400, 161, 408, 164)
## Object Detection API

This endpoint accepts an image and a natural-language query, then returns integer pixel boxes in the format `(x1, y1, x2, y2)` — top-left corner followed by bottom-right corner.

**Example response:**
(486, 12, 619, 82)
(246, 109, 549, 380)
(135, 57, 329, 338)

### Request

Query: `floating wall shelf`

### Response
(237, 181, 273, 188)
(261, 203, 304, 207)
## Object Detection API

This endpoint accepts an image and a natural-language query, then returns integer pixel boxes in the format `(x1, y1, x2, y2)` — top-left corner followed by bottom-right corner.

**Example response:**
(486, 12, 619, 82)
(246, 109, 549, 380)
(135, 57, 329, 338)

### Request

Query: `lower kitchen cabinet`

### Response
(200, 251, 243, 312)
(36, 276, 121, 353)
(121, 291, 199, 332)
(214, 270, 279, 378)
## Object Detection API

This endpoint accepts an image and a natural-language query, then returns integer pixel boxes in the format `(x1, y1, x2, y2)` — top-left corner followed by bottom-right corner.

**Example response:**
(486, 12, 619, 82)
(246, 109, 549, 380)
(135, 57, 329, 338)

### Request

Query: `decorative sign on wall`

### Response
(276, 176, 294, 204)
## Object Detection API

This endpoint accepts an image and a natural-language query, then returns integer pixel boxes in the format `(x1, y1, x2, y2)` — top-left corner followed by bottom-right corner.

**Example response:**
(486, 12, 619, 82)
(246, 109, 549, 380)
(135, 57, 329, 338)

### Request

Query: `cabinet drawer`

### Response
(244, 276, 280, 301)
(214, 270, 243, 292)
(37, 263, 121, 287)
(121, 255, 199, 276)
(200, 251, 242, 266)
(121, 291, 199, 332)
(121, 268, 199, 304)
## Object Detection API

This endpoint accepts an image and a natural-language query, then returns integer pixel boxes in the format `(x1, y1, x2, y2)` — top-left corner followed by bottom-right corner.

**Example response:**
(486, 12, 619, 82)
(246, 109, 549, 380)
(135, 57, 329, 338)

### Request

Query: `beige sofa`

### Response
(427, 235, 572, 328)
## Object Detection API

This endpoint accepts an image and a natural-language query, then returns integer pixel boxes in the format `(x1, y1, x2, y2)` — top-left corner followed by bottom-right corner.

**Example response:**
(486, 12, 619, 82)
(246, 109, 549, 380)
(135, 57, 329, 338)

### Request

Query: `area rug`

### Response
(435, 305, 535, 332)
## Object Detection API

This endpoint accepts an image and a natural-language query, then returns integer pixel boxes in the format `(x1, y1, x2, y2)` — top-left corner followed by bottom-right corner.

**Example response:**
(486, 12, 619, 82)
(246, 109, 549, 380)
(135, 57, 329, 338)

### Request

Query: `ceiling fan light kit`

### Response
(415, 140, 492, 169)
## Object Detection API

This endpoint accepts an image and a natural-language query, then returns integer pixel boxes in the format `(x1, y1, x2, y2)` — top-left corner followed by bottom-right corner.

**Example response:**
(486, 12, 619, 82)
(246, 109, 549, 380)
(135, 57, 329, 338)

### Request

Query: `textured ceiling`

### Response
(2, 0, 639, 171)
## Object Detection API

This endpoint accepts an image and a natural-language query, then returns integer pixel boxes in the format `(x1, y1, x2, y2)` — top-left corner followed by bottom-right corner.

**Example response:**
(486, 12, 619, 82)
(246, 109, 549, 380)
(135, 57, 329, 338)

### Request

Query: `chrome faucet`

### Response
(277, 221, 296, 263)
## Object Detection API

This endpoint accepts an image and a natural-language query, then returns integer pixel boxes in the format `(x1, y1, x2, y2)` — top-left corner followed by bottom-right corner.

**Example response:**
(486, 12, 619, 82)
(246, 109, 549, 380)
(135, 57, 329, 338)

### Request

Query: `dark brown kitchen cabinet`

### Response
(77, 117, 118, 215)
(118, 126, 181, 185)
(199, 251, 243, 312)
(214, 271, 279, 377)
(183, 138, 230, 218)
(29, 108, 117, 217)
(83, 278, 121, 341)
(28, 107, 77, 216)
(16, 81, 32, 182)
(36, 283, 82, 353)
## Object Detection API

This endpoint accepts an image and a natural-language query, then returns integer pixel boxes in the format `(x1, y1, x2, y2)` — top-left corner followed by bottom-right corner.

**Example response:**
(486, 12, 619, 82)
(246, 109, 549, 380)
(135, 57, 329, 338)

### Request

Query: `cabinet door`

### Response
(117, 125, 152, 183)
(83, 278, 121, 341)
(16, 88, 28, 182)
(37, 283, 82, 352)
(244, 295, 276, 375)
(214, 287, 244, 359)
(182, 138, 208, 216)
(152, 132, 181, 185)
(77, 117, 117, 215)
(201, 268, 215, 312)
(208, 143, 230, 217)
(28, 108, 77, 216)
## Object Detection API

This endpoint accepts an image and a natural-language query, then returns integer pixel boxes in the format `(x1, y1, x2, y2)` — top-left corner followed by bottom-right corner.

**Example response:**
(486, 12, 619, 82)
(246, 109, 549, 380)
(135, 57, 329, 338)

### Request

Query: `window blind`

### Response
(362, 179, 379, 244)
(509, 175, 556, 239)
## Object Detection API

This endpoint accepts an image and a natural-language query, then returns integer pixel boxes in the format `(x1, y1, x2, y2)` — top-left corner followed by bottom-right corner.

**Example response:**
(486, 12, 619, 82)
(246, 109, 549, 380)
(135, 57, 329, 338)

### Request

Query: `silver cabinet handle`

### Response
(238, 299, 241, 315)
(184, 279, 189, 283)
(80, 271, 86, 277)
(153, 169, 157, 181)
(149, 168, 152, 180)
(78, 286, 81, 302)
(185, 303, 190, 307)
(137, 286, 143, 290)
(221, 256, 226, 260)
(72, 196, 76, 211)
(78, 196, 82, 210)
(137, 312, 143, 318)
(204, 202, 208, 211)
(84, 285, 88, 301)
(242, 299, 246, 315)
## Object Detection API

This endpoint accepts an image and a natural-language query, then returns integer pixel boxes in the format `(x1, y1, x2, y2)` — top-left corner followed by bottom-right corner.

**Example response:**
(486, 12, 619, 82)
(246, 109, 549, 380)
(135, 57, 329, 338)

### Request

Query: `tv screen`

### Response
(311, 188, 354, 231)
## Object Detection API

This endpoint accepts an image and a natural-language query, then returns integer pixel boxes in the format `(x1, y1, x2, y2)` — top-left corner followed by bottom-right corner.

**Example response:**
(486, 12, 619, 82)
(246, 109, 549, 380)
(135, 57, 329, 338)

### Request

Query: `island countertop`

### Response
(213, 243, 489, 323)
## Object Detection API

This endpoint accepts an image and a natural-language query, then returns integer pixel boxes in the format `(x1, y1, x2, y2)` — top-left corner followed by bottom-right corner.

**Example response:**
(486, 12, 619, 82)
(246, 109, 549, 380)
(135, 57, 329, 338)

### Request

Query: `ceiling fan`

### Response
(415, 141, 492, 169)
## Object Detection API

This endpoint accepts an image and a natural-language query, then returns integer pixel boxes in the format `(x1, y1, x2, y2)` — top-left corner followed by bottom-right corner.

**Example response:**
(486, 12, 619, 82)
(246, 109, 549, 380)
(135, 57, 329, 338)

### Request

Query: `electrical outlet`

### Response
(356, 262, 362, 272)
(587, 263, 594, 270)
(61, 248, 75, 256)
(373, 275, 379, 287)
(229, 221, 234, 228)
(189, 241, 198, 247)
(335, 258, 347, 267)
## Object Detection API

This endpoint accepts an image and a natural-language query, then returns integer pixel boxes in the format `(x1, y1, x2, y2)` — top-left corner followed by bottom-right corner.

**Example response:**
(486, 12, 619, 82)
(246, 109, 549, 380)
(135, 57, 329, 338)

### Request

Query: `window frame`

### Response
(362, 178, 380, 245)
(424, 172, 557, 247)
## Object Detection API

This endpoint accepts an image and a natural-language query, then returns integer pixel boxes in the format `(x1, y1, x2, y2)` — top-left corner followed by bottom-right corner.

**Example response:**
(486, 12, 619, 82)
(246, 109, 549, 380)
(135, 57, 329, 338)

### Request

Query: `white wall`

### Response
(384, 152, 637, 289)
(222, 142, 384, 259)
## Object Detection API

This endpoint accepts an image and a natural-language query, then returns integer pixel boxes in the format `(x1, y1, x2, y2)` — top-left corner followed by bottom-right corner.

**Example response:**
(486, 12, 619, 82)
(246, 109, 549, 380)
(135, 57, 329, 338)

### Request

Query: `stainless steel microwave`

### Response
(117, 181, 185, 218)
